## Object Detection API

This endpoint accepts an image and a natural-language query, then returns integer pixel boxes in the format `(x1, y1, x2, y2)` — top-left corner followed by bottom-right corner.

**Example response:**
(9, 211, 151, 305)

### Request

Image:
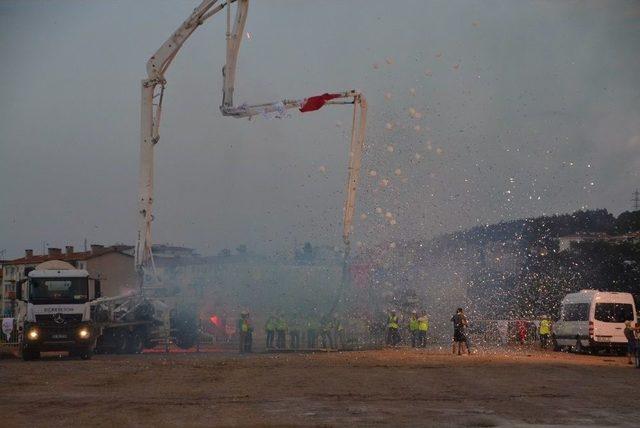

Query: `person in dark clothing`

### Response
(451, 308, 470, 355)
(624, 321, 637, 365)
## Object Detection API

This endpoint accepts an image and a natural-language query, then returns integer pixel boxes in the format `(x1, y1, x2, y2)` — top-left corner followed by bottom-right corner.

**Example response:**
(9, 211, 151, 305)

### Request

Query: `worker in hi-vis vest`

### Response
(238, 310, 253, 353)
(418, 311, 429, 348)
(386, 310, 400, 346)
(275, 312, 287, 349)
(409, 311, 419, 348)
(265, 313, 276, 349)
(539, 316, 552, 349)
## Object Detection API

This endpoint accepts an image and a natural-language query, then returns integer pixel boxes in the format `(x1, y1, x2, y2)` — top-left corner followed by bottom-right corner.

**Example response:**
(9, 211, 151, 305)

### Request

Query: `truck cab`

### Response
(15, 260, 100, 360)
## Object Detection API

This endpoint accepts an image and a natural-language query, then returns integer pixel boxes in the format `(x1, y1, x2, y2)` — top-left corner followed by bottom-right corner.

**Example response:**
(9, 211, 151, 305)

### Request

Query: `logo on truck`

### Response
(53, 313, 65, 325)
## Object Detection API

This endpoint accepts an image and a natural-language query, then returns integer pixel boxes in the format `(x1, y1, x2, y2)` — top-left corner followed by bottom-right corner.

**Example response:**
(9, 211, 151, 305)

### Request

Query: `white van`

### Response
(553, 290, 637, 353)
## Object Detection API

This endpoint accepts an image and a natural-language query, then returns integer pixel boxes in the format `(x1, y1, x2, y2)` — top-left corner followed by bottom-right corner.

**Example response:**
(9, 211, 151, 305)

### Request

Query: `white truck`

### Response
(553, 289, 637, 353)
(15, 260, 100, 360)
(15, 260, 197, 360)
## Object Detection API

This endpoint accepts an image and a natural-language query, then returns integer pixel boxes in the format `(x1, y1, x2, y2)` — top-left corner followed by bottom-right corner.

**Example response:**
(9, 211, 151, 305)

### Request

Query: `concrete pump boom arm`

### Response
(135, 0, 367, 285)
(136, 0, 236, 276)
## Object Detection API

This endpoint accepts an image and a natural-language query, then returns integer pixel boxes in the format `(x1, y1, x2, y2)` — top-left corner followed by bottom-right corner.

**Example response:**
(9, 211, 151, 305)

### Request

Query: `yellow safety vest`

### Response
(418, 317, 429, 332)
(539, 320, 551, 335)
(409, 318, 419, 331)
(388, 315, 399, 329)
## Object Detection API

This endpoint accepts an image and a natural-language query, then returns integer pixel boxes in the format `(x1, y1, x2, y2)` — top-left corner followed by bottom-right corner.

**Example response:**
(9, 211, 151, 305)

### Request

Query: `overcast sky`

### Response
(1, 0, 639, 259)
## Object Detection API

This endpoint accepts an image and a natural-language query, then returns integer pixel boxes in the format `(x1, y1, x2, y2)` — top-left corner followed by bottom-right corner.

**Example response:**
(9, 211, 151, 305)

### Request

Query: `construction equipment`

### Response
(135, 0, 367, 292)
(13, 260, 195, 360)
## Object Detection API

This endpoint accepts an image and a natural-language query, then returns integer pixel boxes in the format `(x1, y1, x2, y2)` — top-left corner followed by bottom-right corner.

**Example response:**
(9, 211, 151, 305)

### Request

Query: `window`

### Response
(29, 277, 89, 303)
(594, 303, 634, 323)
(561, 303, 590, 321)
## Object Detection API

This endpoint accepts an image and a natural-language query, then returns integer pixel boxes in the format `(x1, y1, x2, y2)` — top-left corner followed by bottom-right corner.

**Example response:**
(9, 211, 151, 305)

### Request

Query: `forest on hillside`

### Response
(358, 209, 640, 321)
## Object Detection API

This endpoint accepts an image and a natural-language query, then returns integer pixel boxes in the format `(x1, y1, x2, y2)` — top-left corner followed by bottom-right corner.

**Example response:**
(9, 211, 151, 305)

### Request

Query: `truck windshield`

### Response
(594, 303, 634, 323)
(29, 278, 89, 303)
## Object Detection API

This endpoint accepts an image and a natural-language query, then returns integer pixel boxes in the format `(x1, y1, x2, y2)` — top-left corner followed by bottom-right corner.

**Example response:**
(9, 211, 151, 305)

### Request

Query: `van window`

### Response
(594, 303, 634, 323)
(561, 303, 590, 321)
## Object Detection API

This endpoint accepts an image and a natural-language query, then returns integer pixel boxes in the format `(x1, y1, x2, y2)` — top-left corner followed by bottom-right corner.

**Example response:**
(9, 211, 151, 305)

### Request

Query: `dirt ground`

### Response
(1, 347, 638, 427)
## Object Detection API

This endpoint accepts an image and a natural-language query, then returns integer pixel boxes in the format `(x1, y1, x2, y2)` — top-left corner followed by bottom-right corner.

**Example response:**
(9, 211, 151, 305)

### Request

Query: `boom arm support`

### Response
(135, 0, 367, 287)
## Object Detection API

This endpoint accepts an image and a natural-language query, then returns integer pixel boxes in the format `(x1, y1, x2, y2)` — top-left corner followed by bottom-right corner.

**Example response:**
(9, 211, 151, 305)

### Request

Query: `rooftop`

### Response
(3, 245, 132, 266)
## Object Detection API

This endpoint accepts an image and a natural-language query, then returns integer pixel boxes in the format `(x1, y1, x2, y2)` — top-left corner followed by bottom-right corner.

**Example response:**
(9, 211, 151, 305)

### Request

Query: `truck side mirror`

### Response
(94, 280, 101, 299)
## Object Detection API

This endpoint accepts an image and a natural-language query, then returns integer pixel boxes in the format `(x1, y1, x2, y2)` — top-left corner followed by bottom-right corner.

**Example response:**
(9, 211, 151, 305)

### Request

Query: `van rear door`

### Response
(554, 302, 590, 345)
(592, 302, 634, 344)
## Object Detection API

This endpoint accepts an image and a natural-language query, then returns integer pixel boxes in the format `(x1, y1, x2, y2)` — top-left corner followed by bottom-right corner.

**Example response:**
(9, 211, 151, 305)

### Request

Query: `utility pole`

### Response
(633, 189, 640, 211)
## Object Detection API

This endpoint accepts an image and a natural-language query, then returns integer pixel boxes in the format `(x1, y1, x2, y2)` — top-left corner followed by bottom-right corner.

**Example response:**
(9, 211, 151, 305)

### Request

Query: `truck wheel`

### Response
(174, 333, 197, 350)
(126, 332, 143, 354)
(80, 350, 93, 360)
(114, 331, 129, 354)
(22, 349, 40, 361)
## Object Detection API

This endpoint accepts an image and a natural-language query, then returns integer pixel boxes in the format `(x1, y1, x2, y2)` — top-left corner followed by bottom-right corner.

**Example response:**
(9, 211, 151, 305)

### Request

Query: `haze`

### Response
(1, 0, 639, 258)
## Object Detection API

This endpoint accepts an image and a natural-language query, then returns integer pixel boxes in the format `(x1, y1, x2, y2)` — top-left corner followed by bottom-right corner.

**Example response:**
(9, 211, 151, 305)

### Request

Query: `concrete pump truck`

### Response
(15, 0, 366, 361)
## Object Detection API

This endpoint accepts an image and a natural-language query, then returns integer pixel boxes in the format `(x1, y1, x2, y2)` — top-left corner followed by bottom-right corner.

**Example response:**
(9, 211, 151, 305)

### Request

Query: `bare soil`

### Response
(1, 348, 638, 427)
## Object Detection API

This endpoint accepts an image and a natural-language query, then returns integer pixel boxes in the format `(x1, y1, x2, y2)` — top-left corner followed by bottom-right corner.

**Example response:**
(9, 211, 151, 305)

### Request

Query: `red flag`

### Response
(299, 92, 342, 112)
